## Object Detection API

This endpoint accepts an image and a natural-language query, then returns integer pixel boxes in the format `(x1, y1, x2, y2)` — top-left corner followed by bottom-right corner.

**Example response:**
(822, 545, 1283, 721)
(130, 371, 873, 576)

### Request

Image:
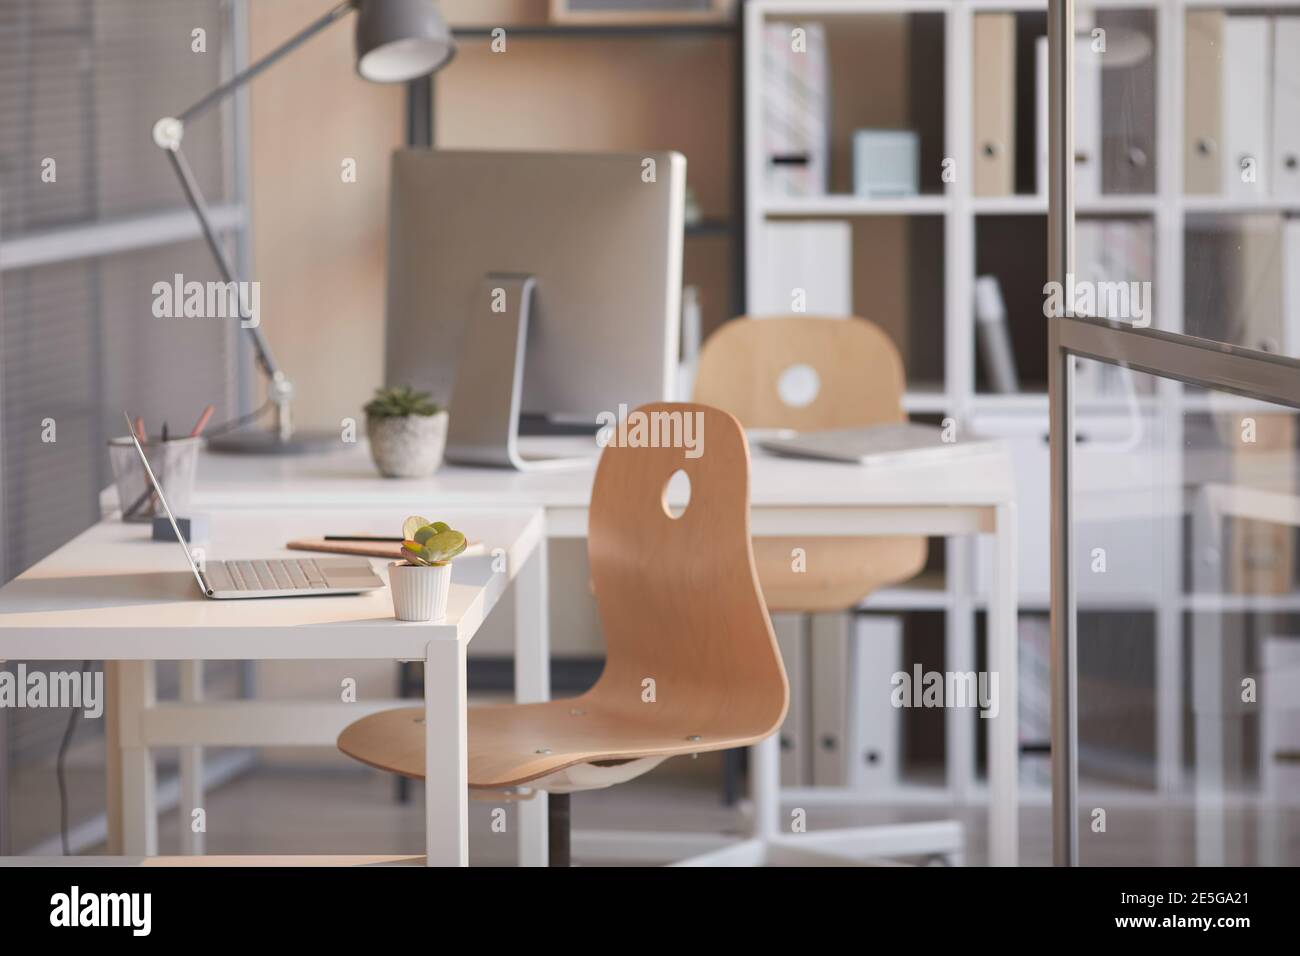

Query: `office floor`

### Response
(13, 742, 1300, 865)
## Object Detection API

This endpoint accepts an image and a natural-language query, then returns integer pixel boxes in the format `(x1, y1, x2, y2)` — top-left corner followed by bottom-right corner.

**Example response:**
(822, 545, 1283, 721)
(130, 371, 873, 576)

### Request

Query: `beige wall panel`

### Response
(435, 36, 735, 221)
(249, 0, 403, 432)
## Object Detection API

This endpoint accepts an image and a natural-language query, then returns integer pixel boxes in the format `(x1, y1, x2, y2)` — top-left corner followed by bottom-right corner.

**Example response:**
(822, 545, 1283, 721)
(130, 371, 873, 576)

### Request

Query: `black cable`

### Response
(56, 660, 92, 856)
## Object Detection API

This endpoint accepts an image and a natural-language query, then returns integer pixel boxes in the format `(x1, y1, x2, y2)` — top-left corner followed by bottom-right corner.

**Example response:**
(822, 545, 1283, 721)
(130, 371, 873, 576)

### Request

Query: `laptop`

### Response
(759, 423, 1002, 467)
(123, 413, 385, 599)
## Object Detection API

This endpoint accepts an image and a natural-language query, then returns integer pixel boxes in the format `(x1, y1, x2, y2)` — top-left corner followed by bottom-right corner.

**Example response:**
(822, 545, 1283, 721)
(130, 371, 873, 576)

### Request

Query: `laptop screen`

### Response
(121, 412, 212, 596)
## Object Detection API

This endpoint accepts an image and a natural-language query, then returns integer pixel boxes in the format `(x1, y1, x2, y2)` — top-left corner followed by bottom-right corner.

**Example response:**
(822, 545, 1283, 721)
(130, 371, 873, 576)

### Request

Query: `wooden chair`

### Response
(693, 315, 927, 610)
(338, 402, 788, 865)
(694, 316, 963, 864)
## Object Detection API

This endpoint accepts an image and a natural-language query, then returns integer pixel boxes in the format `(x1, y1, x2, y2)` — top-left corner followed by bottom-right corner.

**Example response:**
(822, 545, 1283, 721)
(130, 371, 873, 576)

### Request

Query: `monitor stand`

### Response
(444, 274, 594, 471)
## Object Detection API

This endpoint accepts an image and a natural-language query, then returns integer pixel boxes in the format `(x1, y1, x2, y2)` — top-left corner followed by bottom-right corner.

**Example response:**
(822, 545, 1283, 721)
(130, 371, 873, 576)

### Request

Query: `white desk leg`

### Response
(179, 660, 204, 855)
(514, 539, 550, 867)
(946, 540, 976, 803)
(119, 661, 158, 856)
(425, 638, 469, 866)
(987, 502, 1019, 866)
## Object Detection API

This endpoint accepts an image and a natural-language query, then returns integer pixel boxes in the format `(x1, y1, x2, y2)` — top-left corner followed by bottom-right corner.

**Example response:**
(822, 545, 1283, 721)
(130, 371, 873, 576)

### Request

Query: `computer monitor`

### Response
(385, 149, 685, 467)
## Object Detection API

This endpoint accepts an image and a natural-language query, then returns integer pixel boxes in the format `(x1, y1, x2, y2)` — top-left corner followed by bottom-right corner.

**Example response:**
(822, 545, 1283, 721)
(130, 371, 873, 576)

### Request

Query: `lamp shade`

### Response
(355, 0, 456, 83)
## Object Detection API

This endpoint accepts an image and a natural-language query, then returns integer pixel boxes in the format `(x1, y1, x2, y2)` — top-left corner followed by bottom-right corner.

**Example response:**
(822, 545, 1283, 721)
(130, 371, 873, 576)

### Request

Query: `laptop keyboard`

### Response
(208, 558, 329, 592)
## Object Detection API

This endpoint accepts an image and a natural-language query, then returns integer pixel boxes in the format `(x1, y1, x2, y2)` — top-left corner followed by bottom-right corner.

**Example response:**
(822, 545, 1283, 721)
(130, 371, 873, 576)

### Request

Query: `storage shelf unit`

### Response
(744, 0, 1300, 802)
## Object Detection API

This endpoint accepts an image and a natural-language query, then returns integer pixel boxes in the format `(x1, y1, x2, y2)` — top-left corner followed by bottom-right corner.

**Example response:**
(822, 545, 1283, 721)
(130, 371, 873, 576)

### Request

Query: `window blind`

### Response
(0, 1, 247, 835)
(0, 0, 243, 583)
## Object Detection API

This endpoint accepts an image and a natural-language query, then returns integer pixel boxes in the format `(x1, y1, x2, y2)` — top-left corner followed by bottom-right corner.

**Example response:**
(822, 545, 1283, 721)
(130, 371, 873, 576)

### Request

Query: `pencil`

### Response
(190, 405, 215, 438)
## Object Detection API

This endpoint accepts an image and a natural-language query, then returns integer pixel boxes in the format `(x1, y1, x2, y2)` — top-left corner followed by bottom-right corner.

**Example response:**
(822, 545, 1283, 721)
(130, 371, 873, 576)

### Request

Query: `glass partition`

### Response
(1049, 0, 1300, 865)
(1072, 361, 1299, 865)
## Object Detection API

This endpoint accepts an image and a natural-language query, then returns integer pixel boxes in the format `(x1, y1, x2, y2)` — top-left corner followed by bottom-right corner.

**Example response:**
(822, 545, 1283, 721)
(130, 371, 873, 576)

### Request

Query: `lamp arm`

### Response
(177, 0, 356, 126)
(153, 0, 357, 441)
(163, 144, 280, 384)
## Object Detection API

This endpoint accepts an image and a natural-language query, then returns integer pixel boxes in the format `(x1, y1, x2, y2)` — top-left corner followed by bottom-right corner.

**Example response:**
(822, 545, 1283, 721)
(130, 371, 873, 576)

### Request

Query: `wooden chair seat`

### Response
(338, 688, 777, 790)
(753, 536, 927, 612)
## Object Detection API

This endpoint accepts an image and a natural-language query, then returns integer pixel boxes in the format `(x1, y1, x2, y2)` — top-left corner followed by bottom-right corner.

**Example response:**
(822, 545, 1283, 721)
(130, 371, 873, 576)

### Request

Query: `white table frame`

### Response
(0, 507, 549, 867)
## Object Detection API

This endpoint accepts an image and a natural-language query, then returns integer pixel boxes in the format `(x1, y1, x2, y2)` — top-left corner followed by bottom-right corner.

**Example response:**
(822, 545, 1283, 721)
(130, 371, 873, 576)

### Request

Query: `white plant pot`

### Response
(367, 411, 447, 478)
(388, 562, 452, 622)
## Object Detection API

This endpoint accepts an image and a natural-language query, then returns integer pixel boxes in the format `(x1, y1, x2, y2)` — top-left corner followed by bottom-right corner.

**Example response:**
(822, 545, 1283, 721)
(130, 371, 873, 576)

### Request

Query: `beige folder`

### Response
(810, 612, 852, 786)
(1185, 10, 1224, 195)
(973, 13, 1016, 197)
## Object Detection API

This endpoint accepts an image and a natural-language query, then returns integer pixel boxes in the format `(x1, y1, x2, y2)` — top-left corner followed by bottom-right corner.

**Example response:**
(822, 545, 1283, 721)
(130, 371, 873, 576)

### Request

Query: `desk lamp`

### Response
(154, 0, 456, 453)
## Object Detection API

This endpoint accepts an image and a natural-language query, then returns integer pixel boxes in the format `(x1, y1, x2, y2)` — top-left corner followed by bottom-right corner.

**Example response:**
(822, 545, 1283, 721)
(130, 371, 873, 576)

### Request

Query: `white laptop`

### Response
(759, 423, 1001, 466)
(124, 413, 385, 599)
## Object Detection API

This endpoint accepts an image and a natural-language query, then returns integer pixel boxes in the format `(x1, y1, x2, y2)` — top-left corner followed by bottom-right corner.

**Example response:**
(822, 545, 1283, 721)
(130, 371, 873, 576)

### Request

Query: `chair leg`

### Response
(395, 662, 415, 804)
(721, 748, 744, 806)
(548, 793, 571, 867)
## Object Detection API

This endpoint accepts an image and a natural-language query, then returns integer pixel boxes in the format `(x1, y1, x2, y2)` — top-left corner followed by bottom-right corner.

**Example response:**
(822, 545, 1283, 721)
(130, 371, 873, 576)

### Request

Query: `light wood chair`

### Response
(694, 316, 962, 864)
(693, 315, 927, 610)
(338, 402, 788, 865)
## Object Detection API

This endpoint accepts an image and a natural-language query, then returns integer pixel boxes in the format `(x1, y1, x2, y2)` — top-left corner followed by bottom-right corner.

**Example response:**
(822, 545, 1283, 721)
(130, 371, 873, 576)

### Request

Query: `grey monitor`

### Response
(384, 149, 685, 441)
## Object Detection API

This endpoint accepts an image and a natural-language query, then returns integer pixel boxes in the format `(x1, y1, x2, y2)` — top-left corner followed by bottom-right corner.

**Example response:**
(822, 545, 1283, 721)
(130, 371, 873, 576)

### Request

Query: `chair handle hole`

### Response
(663, 468, 691, 520)
(777, 363, 820, 408)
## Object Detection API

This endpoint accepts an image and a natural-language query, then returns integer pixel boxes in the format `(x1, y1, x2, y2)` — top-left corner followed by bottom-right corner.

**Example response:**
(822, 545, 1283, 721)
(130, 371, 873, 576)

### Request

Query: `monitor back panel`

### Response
(385, 149, 685, 421)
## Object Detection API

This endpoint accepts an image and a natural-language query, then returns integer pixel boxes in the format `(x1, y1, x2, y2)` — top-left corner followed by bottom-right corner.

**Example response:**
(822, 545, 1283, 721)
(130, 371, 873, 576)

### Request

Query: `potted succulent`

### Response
(364, 385, 447, 478)
(389, 516, 468, 622)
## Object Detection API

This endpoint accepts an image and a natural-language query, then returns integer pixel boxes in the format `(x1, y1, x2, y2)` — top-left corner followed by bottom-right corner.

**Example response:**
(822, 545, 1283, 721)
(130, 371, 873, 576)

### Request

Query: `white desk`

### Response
(0, 507, 546, 867)
(187, 437, 1020, 866)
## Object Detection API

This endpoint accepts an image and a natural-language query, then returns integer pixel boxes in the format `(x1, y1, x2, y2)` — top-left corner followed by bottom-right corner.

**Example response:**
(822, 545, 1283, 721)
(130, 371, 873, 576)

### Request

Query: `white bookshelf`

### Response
(744, 0, 1300, 803)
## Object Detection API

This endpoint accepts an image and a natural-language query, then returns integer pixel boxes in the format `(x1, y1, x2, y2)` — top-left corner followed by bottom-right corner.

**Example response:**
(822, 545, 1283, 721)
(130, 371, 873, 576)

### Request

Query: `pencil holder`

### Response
(388, 562, 452, 622)
(107, 435, 203, 523)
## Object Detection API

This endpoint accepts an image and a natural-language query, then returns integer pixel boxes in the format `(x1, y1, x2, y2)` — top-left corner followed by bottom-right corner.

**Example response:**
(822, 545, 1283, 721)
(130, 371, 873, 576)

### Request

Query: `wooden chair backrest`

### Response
(587, 402, 788, 736)
(693, 316, 907, 431)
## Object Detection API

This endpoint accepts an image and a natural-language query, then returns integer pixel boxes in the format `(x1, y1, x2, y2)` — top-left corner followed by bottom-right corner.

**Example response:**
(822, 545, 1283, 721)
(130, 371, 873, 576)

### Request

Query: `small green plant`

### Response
(400, 515, 467, 567)
(364, 385, 441, 419)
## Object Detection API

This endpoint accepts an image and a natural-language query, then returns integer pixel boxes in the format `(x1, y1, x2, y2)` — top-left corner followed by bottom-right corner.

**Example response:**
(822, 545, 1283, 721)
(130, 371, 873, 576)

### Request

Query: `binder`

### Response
(1285, 218, 1300, 357)
(1018, 617, 1051, 788)
(1099, 9, 1156, 195)
(1230, 413, 1294, 595)
(1223, 16, 1271, 199)
(1184, 10, 1225, 195)
(756, 221, 852, 316)
(1274, 18, 1300, 198)
(1074, 33, 1103, 200)
(973, 13, 1016, 197)
(845, 615, 902, 790)
(1035, 36, 1048, 197)
(762, 21, 830, 197)
(1184, 214, 1283, 349)
(772, 614, 810, 787)
(810, 612, 851, 786)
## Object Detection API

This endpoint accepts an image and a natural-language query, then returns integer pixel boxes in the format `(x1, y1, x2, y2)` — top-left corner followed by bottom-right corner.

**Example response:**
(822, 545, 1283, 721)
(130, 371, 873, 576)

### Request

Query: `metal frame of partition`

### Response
(1046, 0, 1300, 865)
(1048, 317, 1300, 866)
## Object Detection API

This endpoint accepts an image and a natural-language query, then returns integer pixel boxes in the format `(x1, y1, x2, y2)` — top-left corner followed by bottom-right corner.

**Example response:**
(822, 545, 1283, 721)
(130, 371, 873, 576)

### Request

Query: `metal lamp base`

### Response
(206, 427, 341, 456)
